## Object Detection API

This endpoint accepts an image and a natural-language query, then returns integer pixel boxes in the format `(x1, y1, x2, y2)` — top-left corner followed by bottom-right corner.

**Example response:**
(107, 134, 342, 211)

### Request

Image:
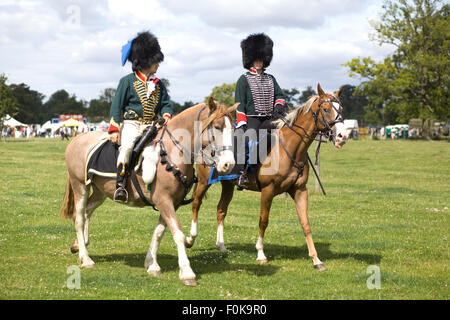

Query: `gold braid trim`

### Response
(133, 80, 160, 124)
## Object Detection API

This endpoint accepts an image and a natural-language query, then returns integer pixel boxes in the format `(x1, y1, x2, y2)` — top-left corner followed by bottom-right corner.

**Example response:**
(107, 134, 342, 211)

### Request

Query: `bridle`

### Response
(284, 95, 344, 141)
(156, 105, 233, 189)
(196, 105, 234, 166)
(274, 95, 345, 193)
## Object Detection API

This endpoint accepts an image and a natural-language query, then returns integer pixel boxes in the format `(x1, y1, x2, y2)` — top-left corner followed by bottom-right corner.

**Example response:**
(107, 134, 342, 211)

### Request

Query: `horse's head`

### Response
(313, 83, 348, 149)
(201, 97, 239, 173)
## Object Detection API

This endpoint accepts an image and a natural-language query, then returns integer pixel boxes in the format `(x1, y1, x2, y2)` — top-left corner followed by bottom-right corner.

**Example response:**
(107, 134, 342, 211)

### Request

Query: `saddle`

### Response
(85, 122, 161, 187)
(207, 124, 277, 186)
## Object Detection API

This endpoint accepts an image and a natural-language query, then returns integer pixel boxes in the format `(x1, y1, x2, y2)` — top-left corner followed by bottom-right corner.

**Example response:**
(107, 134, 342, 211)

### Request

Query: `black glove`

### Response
(239, 124, 248, 132)
(273, 104, 286, 119)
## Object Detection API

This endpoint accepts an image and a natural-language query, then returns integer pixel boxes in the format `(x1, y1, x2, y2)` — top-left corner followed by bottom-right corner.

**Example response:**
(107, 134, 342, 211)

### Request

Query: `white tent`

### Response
(2, 115, 27, 127)
(40, 120, 61, 133)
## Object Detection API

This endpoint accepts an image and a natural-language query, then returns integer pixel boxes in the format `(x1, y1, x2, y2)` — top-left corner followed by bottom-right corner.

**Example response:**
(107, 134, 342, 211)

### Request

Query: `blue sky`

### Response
(0, 0, 394, 105)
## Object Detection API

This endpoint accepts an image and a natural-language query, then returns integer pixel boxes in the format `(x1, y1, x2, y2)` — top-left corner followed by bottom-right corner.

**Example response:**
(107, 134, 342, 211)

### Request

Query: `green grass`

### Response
(0, 137, 448, 299)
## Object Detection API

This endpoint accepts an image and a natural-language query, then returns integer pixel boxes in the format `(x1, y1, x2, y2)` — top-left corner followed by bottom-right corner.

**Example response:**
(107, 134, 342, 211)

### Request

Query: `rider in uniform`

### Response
(234, 33, 286, 187)
(108, 31, 173, 202)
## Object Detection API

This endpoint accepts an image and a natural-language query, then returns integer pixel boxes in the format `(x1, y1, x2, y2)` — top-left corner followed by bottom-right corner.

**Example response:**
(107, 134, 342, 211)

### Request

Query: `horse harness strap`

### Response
(130, 169, 159, 210)
(276, 131, 305, 177)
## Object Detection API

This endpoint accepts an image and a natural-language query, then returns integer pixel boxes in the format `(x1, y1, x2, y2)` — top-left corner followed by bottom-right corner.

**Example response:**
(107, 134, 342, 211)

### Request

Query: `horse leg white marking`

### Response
(256, 236, 267, 262)
(74, 187, 95, 268)
(216, 222, 227, 253)
(145, 217, 166, 276)
(173, 228, 196, 282)
(185, 219, 198, 247)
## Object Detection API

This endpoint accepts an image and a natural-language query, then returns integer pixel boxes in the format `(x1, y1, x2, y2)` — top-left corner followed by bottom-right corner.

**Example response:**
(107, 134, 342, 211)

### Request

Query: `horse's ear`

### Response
(317, 83, 326, 97)
(207, 96, 217, 112)
(228, 102, 240, 113)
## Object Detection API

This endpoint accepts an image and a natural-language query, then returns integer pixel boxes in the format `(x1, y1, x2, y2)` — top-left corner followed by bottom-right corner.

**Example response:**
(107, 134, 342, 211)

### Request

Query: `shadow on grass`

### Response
(90, 242, 381, 278)
(226, 242, 382, 265)
(91, 251, 279, 278)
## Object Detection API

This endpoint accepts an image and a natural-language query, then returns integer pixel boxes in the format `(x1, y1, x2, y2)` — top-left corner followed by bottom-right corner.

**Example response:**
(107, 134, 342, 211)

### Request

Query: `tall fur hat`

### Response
(240, 33, 273, 69)
(128, 31, 164, 72)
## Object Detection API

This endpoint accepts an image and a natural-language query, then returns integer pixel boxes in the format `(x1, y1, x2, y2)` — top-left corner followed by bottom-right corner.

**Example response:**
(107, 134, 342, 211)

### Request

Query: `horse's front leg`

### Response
(289, 186, 325, 270)
(158, 199, 197, 286)
(216, 181, 235, 253)
(185, 181, 210, 248)
(145, 215, 166, 276)
(256, 187, 274, 264)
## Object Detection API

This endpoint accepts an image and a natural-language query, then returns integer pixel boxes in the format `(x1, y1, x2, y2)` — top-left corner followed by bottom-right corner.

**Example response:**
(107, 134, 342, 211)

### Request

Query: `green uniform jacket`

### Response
(108, 72, 173, 132)
(234, 69, 285, 126)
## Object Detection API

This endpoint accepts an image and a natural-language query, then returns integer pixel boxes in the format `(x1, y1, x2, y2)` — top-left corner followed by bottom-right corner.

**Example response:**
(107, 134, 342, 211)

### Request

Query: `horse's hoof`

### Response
(79, 257, 95, 268)
(216, 243, 229, 253)
(257, 258, 268, 264)
(314, 263, 326, 271)
(83, 263, 96, 269)
(147, 269, 162, 277)
(70, 240, 79, 254)
(182, 279, 197, 286)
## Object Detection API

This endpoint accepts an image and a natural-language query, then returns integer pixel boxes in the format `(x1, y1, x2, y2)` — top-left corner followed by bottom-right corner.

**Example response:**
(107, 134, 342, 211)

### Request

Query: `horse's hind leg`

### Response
(185, 181, 210, 248)
(71, 178, 95, 268)
(70, 185, 106, 253)
(216, 181, 235, 253)
(145, 215, 166, 276)
(289, 186, 325, 271)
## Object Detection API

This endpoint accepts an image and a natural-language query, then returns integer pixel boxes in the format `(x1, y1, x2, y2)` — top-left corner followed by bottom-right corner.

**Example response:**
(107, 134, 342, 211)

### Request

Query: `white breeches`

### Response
(117, 120, 149, 167)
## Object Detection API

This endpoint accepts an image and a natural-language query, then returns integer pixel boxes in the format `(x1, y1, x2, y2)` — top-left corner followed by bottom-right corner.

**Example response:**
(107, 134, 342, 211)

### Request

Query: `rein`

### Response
(155, 105, 230, 197)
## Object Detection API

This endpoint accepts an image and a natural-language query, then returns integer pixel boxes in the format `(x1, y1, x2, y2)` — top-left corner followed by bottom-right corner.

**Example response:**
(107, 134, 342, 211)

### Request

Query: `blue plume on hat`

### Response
(121, 40, 133, 66)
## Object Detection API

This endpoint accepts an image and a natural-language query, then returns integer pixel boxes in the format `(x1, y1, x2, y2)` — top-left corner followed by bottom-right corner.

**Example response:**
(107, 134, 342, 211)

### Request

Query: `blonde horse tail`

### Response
(60, 173, 75, 219)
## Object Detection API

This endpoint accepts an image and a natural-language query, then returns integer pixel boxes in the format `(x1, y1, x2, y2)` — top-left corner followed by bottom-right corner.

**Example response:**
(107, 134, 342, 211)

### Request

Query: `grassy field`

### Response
(0, 137, 448, 300)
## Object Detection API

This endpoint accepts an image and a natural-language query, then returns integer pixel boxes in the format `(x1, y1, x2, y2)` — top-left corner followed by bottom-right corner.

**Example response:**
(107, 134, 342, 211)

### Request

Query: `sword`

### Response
(307, 153, 326, 196)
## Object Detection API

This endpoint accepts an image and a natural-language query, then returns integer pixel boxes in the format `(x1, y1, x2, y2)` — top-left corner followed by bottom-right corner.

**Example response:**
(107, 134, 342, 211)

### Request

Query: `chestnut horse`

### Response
(185, 84, 349, 270)
(60, 98, 238, 286)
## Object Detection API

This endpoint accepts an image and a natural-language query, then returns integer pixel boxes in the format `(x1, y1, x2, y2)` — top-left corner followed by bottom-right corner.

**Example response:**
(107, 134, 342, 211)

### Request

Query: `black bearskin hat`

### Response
(128, 31, 164, 72)
(240, 33, 273, 69)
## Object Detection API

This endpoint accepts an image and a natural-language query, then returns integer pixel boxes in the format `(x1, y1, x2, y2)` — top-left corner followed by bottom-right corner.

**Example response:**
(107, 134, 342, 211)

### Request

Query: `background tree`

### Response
(87, 88, 116, 122)
(345, 0, 449, 124)
(9, 83, 45, 124)
(43, 90, 87, 120)
(207, 83, 236, 106)
(0, 74, 19, 136)
(339, 84, 369, 125)
(297, 86, 316, 105)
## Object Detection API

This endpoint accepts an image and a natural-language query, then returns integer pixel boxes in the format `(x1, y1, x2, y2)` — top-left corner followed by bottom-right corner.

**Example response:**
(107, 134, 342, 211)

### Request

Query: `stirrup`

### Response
(237, 173, 249, 189)
(113, 187, 128, 203)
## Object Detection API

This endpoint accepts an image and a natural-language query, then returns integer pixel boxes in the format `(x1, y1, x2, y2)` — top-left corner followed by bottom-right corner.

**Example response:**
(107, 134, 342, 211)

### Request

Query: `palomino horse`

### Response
(60, 98, 239, 286)
(185, 84, 349, 270)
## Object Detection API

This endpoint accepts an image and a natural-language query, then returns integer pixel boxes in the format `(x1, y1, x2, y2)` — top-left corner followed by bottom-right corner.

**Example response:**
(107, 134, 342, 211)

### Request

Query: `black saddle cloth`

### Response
(85, 140, 119, 184)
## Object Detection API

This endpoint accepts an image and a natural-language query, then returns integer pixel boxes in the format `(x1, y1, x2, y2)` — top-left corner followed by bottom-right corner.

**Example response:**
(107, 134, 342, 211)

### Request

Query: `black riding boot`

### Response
(113, 164, 128, 203)
(237, 164, 249, 189)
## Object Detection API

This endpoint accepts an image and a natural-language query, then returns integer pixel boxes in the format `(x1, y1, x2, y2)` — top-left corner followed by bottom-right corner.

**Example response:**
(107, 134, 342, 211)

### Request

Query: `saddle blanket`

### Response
(85, 139, 119, 185)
